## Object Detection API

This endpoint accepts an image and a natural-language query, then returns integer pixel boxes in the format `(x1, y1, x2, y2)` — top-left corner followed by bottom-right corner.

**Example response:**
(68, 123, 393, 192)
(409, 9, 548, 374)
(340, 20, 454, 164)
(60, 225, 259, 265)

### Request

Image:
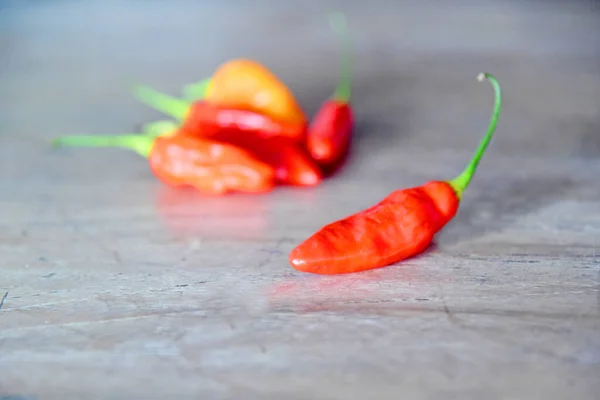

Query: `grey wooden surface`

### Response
(1, 1, 599, 399)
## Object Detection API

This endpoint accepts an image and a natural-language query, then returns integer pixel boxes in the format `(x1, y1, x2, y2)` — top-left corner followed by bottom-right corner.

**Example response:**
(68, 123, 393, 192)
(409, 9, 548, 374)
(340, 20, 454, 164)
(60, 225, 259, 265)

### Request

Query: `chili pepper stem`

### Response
(329, 12, 352, 103)
(52, 134, 154, 158)
(132, 85, 190, 120)
(141, 120, 179, 137)
(182, 78, 212, 101)
(448, 72, 502, 200)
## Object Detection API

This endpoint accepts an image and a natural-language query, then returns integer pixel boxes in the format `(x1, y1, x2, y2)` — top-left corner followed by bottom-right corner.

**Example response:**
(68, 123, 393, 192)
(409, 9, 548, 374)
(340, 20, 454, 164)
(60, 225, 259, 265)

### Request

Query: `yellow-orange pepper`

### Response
(205, 59, 307, 127)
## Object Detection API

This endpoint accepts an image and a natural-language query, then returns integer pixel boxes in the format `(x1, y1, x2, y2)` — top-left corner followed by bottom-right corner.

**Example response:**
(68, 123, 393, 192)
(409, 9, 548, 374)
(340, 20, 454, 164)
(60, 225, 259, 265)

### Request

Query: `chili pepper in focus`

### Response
(306, 13, 354, 168)
(52, 133, 275, 195)
(133, 86, 306, 143)
(288, 72, 502, 274)
(205, 58, 307, 127)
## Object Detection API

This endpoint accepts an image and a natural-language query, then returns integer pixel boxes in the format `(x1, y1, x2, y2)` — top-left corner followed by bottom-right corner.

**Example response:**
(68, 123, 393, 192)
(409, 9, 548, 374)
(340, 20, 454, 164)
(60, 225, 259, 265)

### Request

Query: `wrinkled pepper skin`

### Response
(194, 130, 322, 187)
(181, 100, 307, 143)
(241, 137, 322, 187)
(288, 181, 458, 274)
(205, 59, 307, 126)
(149, 135, 275, 195)
(288, 72, 503, 275)
(306, 101, 354, 167)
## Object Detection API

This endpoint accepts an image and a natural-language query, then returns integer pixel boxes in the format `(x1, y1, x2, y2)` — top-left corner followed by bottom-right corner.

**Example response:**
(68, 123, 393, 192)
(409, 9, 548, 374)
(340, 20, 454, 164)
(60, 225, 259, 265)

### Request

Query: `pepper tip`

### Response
(477, 72, 486, 82)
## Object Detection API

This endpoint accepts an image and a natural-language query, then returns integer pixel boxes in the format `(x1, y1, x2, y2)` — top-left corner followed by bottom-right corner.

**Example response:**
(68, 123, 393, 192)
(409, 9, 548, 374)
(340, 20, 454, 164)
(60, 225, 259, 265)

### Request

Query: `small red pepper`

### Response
(180, 100, 306, 142)
(289, 73, 502, 274)
(133, 86, 307, 143)
(306, 12, 354, 169)
(252, 137, 322, 187)
(52, 132, 276, 195)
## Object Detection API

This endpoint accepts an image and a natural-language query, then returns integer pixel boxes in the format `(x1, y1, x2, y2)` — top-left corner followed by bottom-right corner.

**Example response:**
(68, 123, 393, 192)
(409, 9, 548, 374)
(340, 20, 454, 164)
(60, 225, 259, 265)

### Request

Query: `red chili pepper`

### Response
(138, 118, 322, 187)
(201, 131, 322, 187)
(254, 137, 322, 187)
(306, 12, 354, 169)
(289, 73, 502, 274)
(52, 132, 276, 195)
(133, 86, 307, 143)
(180, 100, 306, 141)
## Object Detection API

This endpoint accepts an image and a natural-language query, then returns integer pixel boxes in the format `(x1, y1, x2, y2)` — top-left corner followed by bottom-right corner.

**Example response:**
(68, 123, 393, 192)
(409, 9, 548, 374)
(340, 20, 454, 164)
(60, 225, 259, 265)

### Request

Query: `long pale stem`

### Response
(133, 85, 190, 120)
(329, 12, 352, 103)
(52, 134, 154, 158)
(448, 72, 502, 199)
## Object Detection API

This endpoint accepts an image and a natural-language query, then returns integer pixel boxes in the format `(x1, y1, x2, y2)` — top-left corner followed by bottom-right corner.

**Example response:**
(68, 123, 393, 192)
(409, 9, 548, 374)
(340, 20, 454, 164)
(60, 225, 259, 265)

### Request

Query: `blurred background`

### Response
(1, 0, 599, 163)
(1, 0, 599, 246)
(1, 0, 599, 399)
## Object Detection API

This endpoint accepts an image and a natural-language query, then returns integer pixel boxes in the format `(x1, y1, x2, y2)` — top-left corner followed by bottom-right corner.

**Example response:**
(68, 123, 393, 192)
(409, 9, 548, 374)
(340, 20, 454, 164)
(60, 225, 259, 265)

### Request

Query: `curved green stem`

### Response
(448, 72, 502, 200)
(329, 12, 352, 103)
(142, 120, 180, 137)
(52, 134, 154, 158)
(133, 85, 190, 120)
(182, 78, 212, 101)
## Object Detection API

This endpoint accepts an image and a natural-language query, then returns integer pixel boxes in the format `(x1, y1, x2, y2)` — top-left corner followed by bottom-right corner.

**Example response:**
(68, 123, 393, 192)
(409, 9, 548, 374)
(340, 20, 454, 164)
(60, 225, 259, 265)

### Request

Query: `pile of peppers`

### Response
(53, 12, 506, 275)
(53, 13, 354, 195)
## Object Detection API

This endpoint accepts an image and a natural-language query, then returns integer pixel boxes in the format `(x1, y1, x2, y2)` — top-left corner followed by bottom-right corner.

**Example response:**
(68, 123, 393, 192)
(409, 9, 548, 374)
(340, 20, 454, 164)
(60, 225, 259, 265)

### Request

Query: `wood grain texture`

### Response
(1, 0, 599, 399)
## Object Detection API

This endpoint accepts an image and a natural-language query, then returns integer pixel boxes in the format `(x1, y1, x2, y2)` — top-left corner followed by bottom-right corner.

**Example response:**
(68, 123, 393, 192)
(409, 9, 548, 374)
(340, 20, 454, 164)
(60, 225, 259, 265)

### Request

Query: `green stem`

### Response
(142, 120, 180, 137)
(132, 85, 190, 120)
(52, 134, 154, 158)
(329, 12, 352, 103)
(448, 72, 502, 199)
(182, 78, 212, 101)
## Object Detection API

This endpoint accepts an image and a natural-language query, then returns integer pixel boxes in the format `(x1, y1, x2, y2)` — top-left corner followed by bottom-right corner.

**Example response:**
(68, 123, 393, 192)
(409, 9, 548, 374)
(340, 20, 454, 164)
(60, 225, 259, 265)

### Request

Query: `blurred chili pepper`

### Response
(251, 137, 322, 187)
(306, 12, 354, 169)
(132, 85, 191, 121)
(289, 73, 502, 274)
(205, 58, 307, 127)
(182, 100, 306, 141)
(52, 132, 276, 195)
(139, 121, 322, 187)
(206, 132, 322, 187)
(133, 87, 306, 143)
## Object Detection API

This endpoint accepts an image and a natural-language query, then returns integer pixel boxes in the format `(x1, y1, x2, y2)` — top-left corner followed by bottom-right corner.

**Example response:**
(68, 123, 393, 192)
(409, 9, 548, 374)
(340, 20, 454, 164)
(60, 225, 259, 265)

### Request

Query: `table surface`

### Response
(1, 1, 599, 399)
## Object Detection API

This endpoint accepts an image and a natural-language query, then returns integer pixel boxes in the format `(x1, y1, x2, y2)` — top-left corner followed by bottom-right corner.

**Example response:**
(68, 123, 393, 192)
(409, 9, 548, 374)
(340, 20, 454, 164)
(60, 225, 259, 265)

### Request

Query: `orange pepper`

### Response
(133, 85, 307, 143)
(205, 59, 307, 127)
(188, 130, 323, 187)
(52, 131, 276, 195)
